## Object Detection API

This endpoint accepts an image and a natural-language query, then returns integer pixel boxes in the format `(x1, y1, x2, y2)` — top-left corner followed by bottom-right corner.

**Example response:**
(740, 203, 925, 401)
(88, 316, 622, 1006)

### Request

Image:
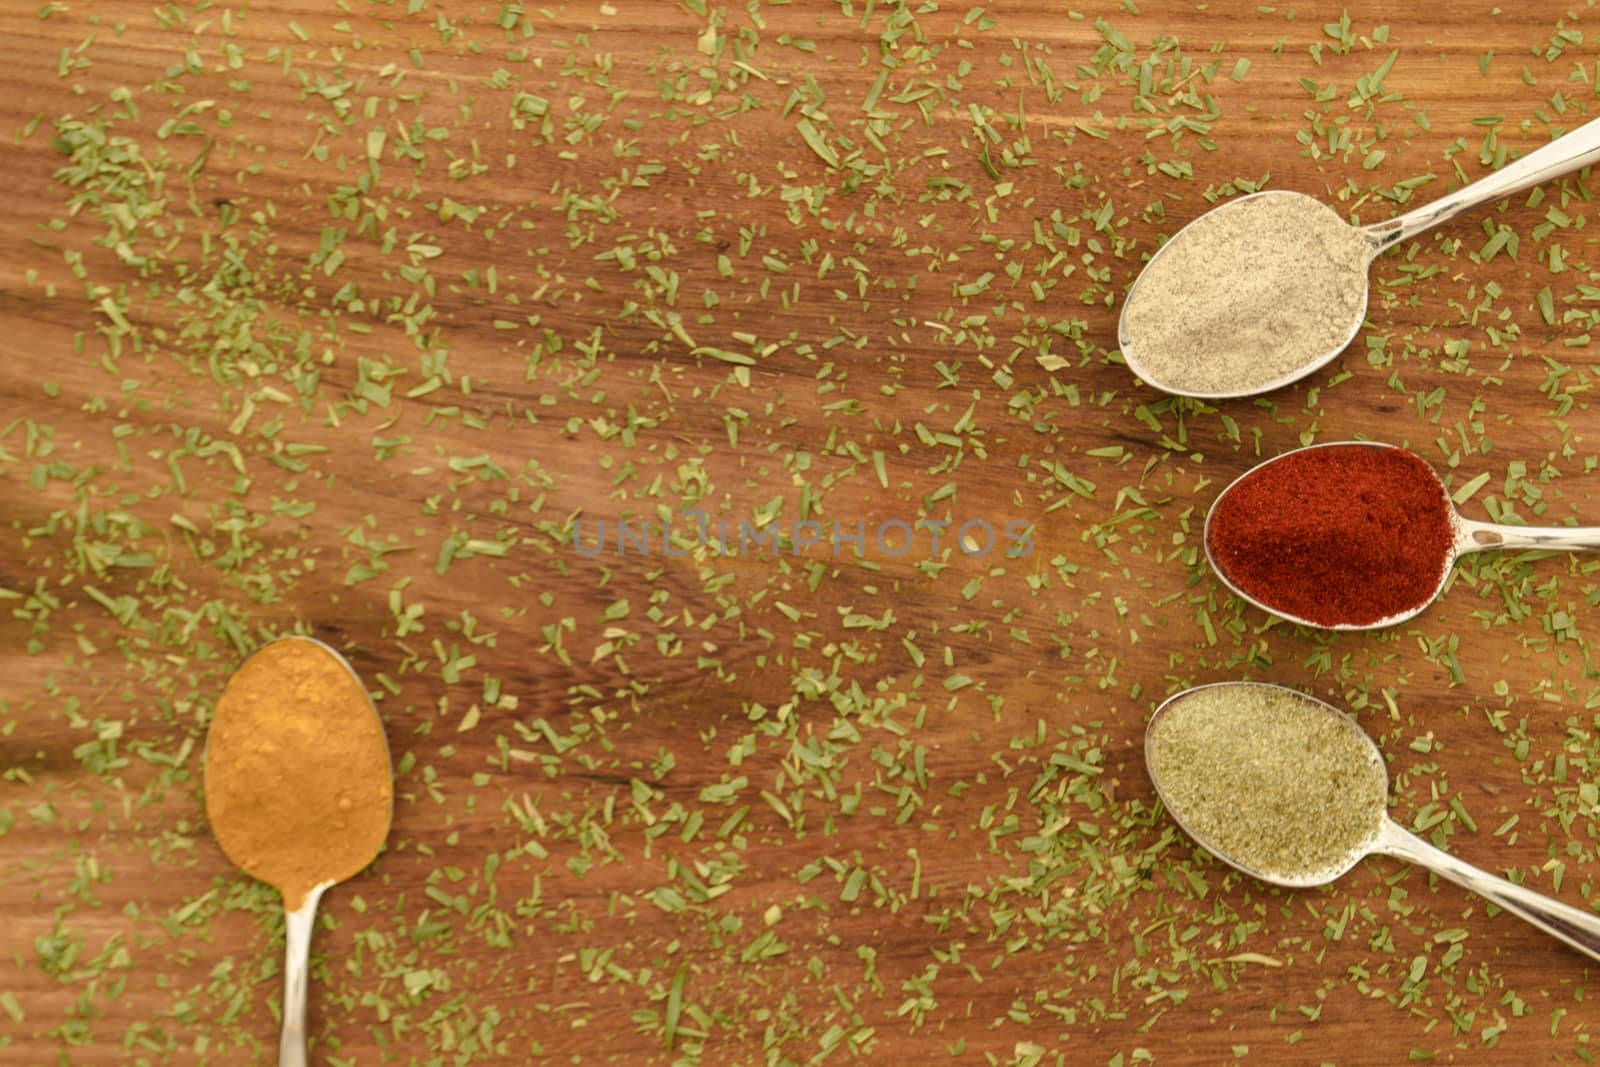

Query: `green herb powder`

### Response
(1147, 685, 1387, 882)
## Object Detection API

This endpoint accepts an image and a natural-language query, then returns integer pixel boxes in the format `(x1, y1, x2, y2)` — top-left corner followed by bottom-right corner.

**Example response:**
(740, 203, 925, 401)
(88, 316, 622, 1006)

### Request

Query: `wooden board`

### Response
(3, 0, 1599, 1063)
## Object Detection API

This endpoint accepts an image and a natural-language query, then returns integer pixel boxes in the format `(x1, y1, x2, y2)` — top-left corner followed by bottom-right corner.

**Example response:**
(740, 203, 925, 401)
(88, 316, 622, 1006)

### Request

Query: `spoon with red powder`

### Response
(1205, 441, 1600, 629)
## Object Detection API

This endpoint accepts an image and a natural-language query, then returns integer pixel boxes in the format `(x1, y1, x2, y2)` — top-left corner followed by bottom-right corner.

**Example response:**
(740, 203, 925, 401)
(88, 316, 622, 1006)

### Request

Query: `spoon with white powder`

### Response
(1118, 116, 1600, 398)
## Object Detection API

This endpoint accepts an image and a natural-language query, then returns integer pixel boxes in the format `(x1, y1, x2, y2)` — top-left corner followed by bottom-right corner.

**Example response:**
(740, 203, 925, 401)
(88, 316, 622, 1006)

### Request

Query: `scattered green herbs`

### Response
(4, 2, 1600, 1064)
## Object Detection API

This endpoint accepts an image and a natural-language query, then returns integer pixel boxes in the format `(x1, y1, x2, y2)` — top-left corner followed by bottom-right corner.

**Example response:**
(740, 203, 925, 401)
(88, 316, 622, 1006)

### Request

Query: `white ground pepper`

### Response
(1121, 191, 1371, 395)
(1147, 684, 1387, 882)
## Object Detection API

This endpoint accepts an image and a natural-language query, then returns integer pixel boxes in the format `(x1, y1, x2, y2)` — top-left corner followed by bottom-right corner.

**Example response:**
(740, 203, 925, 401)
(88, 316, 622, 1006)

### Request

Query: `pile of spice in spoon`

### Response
(1205, 443, 1456, 628)
(205, 635, 394, 1066)
(1119, 192, 1372, 396)
(1146, 683, 1388, 883)
(205, 636, 393, 910)
(1147, 683, 1600, 963)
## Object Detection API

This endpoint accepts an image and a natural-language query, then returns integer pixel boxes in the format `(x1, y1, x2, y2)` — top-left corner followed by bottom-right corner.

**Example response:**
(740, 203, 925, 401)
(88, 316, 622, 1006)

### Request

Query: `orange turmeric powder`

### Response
(204, 637, 393, 910)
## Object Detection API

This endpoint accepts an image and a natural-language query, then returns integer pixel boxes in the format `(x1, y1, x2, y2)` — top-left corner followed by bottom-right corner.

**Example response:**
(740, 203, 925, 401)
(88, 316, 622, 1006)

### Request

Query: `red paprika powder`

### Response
(1205, 443, 1456, 628)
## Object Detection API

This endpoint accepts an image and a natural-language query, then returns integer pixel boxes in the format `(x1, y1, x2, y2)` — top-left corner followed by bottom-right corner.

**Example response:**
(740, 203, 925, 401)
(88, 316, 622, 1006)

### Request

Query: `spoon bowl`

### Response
(1204, 440, 1600, 630)
(204, 636, 393, 1067)
(1120, 187, 1369, 399)
(1120, 114, 1600, 398)
(1147, 681, 1600, 961)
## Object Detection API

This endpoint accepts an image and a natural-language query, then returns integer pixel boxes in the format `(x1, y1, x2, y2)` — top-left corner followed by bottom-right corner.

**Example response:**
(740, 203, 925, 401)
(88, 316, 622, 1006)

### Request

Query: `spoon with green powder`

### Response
(1146, 682, 1600, 961)
(1204, 440, 1600, 630)
(1118, 115, 1600, 398)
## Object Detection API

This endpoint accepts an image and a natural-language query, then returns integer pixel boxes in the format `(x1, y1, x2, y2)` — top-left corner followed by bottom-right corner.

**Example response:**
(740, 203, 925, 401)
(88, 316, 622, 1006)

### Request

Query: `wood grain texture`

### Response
(3, 0, 1600, 1064)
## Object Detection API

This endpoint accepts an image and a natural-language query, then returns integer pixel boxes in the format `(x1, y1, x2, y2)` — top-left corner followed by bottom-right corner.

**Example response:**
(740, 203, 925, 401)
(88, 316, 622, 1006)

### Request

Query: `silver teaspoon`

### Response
(205, 637, 394, 1067)
(1205, 440, 1600, 630)
(1119, 114, 1600, 398)
(1147, 681, 1600, 962)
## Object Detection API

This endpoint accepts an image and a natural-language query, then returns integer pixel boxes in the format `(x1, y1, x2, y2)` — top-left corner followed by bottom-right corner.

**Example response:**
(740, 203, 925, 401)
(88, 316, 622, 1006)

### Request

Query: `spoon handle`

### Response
(280, 886, 328, 1067)
(1376, 820, 1600, 963)
(1455, 516, 1600, 555)
(1362, 114, 1600, 251)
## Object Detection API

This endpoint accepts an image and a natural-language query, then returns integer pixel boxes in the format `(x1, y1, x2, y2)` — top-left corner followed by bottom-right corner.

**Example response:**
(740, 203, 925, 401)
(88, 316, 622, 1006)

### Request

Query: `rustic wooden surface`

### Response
(4, 1, 1600, 1064)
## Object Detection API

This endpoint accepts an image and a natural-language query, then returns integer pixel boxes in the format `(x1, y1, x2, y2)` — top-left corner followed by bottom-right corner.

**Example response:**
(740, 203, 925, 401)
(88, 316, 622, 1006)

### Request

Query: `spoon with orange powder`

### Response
(204, 636, 393, 1067)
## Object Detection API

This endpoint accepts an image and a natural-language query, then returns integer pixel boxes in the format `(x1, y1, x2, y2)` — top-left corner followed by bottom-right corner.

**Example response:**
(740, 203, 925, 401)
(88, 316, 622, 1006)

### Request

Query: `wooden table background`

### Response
(4, 0, 1600, 1063)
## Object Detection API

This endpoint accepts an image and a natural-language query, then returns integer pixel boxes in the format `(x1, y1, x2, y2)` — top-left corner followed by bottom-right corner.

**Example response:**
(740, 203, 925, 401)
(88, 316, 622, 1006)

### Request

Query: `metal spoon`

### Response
(1205, 440, 1600, 630)
(279, 885, 332, 1067)
(1147, 681, 1600, 961)
(1119, 114, 1600, 398)
(204, 636, 393, 1067)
